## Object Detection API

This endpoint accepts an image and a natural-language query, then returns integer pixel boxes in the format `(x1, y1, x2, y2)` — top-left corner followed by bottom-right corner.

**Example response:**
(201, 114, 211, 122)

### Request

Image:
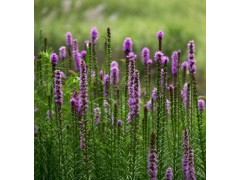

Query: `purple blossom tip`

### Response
(161, 56, 169, 64)
(127, 52, 137, 60)
(66, 32, 73, 46)
(91, 27, 98, 43)
(154, 51, 164, 64)
(142, 47, 150, 64)
(72, 39, 79, 52)
(181, 61, 188, 70)
(198, 99, 205, 111)
(50, 53, 59, 65)
(99, 70, 103, 79)
(117, 120, 123, 126)
(157, 30, 164, 39)
(187, 40, 195, 54)
(59, 46, 66, 59)
(80, 50, 87, 59)
(123, 37, 133, 53)
(147, 59, 153, 65)
(104, 74, 110, 97)
(111, 61, 119, 67)
(189, 64, 197, 73)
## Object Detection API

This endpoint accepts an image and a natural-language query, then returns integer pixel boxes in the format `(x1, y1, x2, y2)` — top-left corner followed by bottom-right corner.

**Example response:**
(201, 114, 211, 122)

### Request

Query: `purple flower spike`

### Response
(73, 51, 82, 71)
(171, 51, 178, 75)
(91, 27, 98, 43)
(198, 99, 205, 111)
(157, 30, 164, 39)
(104, 74, 110, 97)
(142, 47, 150, 64)
(72, 39, 79, 52)
(154, 51, 164, 64)
(93, 107, 101, 125)
(66, 32, 73, 46)
(117, 120, 123, 126)
(181, 83, 188, 107)
(79, 60, 88, 115)
(110, 61, 119, 84)
(80, 50, 87, 59)
(187, 40, 195, 55)
(148, 132, 158, 180)
(161, 55, 169, 64)
(123, 37, 133, 53)
(152, 87, 158, 101)
(165, 167, 173, 180)
(50, 53, 59, 65)
(127, 52, 137, 60)
(54, 70, 63, 104)
(59, 46, 66, 59)
(181, 61, 188, 70)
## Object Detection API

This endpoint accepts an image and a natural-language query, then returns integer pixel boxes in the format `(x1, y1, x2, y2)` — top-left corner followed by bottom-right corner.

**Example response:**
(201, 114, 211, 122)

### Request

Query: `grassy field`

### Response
(34, 0, 205, 94)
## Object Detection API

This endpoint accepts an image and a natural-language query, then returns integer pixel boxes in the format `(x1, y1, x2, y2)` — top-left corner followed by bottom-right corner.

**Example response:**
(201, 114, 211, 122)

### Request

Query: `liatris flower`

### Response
(103, 74, 110, 97)
(148, 132, 158, 180)
(93, 107, 101, 125)
(187, 40, 197, 74)
(54, 70, 63, 104)
(165, 167, 173, 180)
(50, 53, 59, 65)
(70, 90, 79, 111)
(188, 146, 196, 180)
(128, 56, 136, 95)
(80, 50, 87, 59)
(127, 52, 137, 60)
(157, 30, 164, 39)
(154, 51, 164, 64)
(182, 129, 195, 180)
(117, 119, 123, 126)
(99, 70, 103, 80)
(90, 27, 98, 43)
(59, 46, 66, 59)
(146, 99, 153, 112)
(128, 70, 141, 120)
(103, 100, 110, 113)
(181, 61, 188, 70)
(152, 87, 158, 101)
(142, 47, 150, 64)
(110, 61, 119, 84)
(181, 83, 188, 107)
(79, 60, 88, 115)
(171, 51, 178, 75)
(166, 99, 170, 115)
(72, 39, 79, 52)
(161, 55, 169, 64)
(147, 59, 153, 65)
(187, 40, 195, 59)
(73, 51, 82, 71)
(66, 32, 73, 46)
(198, 99, 205, 111)
(123, 37, 133, 54)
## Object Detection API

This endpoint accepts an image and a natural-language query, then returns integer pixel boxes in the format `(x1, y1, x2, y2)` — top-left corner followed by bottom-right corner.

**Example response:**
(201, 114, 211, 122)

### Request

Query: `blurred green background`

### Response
(34, 0, 206, 95)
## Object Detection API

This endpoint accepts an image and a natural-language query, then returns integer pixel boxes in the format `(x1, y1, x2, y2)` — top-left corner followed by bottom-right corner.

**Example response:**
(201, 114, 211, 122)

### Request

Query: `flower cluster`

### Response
(110, 61, 119, 84)
(54, 70, 63, 104)
(79, 60, 88, 115)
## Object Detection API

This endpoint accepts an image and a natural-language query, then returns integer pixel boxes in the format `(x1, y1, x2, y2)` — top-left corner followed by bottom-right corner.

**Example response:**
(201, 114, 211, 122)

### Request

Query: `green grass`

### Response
(34, 0, 205, 94)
